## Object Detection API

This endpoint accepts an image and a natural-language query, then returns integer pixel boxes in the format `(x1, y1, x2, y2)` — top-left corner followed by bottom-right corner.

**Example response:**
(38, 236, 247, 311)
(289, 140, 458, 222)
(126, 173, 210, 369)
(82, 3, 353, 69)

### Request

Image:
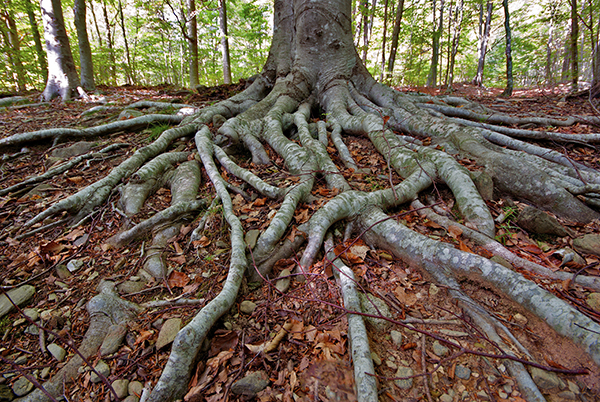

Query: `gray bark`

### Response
(24, 0, 48, 82)
(74, 0, 96, 91)
(219, 0, 232, 84)
(473, 0, 492, 87)
(187, 0, 199, 87)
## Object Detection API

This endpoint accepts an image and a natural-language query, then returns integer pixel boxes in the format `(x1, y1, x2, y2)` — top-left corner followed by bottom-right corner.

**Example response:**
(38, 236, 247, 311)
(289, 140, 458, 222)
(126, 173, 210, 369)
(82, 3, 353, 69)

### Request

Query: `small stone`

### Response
(498, 390, 508, 399)
(477, 390, 490, 400)
(0, 285, 36, 318)
(25, 324, 39, 336)
(455, 364, 471, 380)
(385, 360, 397, 369)
(117, 281, 146, 295)
(47, 343, 66, 362)
(51, 141, 94, 158)
(275, 269, 291, 293)
(554, 391, 577, 401)
(390, 330, 403, 346)
(513, 313, 528, 326)
(517, 206, 569, 237)
(152, 318, 164, 330)
(12, 376, 33, 397)
(66, 259, 84, 273)
(439, 394, 453, 402)
(111, 379, 130, 399)
(100, 324, 127, 356)
(156, 318, 182, 350)
(128, 380, 144, 396)
(22, 308, 39, 321)
(573, 234, 600, 257)
(41, 367, 51, 379)
(55, 265, 72, 279)
(429, 284, 440, 296)
(432, 340, 449, 357)
(530, 367, 560, 390)
(240, 301, 257, 315)
(370, 352, 381, 366)
(394, 366, 413, 390)
(586, 293, 600, 311)
(245, 230, 261, 250)
(90, 360, 110, 383)
(14, 356, 27, 365)
(231, 371, 269, 397)
(567, 380, 580, 394)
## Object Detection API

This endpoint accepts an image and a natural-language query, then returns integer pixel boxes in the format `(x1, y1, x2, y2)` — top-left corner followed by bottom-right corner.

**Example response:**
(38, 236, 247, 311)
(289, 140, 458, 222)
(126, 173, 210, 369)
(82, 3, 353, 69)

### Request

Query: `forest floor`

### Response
(0, 82, 599, 402)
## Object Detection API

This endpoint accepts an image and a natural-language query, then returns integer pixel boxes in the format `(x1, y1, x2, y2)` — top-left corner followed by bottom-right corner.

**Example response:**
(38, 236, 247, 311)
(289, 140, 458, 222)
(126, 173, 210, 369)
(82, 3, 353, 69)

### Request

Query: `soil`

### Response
(0, 82, 599, 402)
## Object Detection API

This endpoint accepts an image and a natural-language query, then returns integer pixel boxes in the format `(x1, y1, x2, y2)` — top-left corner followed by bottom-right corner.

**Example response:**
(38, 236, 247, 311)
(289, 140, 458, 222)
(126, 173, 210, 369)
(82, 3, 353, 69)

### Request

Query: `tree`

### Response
(74, 0, 95, 91)
(387, 0, 405, 75)
(40, 0, 81, 100)
(426, 0, 444, 87)
(500, 0, 513, 96)
(570, 0, 579, 91)
(24, 0, 48, 83)
(4, 0, 600, 401)
(219, 0, 232, 84)
(187, 0, 199, 87)
(473, 0, 492, 86)
(1, 1, 27, 92)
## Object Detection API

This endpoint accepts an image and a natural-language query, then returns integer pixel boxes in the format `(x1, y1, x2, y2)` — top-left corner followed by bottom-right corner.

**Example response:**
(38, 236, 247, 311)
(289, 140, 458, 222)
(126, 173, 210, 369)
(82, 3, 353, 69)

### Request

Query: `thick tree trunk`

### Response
(74, 0, 96, 91)
(473, 0, 492, 87)
(219, 0, 232, 84)
(40, 0, 81, 101)
(24, 0, 48, 83)
(187, 0, 199, 87)
(501, 0, 513, 97)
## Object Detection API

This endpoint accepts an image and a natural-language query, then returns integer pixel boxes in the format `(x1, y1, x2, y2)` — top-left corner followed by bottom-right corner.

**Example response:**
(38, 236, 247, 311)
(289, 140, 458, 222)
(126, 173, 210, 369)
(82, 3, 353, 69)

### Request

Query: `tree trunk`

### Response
(187, 0, 199, 87)
(427, 0, 444, 87)
(74, 0, 96, 91)
(102, 0, 117, 85)
(473, 0, 492, 87)
(501, 0, 513, 97)
(379, 0, 389, 81)
(118, 0, 134, 85)
(387, 0, 405, 74)
(545, 3, 556, 85)
(40, 0, 81, 101)
(446, 0, 464, 89)
(570, 0, 579, 91)
(1, 5, 27, 92)
(24, 0, 48, 83)
(219, 0, 232, 84)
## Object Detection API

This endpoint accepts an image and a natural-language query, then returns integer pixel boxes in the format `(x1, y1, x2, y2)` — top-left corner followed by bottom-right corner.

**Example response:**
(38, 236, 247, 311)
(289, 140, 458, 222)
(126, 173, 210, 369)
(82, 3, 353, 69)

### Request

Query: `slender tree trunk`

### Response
(379, 0, 389, 81)
(24, 0, 48, 83)
(545, 4, 556, 85)
(446, 0, 464, 90)
(501, 0, 513, 96)
(427, 0, 444, 87)
(118, 0, 134, 84)
(219, 0, 232, 84)
(40, 0, 81, 100)
(570, 0, 579, 91)
(473, 0, 492, 87)
(74, 0, 96, 91)
(102, 0, 117, 85)
(1, 5, 27, 92)
(187, 0, 199, 88)
(387, 0, 405, 73)
(361, 0, 369, 62)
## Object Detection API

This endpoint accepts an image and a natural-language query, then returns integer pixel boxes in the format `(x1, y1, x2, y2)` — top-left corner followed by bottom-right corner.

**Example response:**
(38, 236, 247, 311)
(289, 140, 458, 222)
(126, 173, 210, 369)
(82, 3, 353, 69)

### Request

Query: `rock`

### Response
(0, 384, 14, 401)
(14, 356, 27, 365)
(66, 259, 84, 273)
(587, 293, 600, 312)
(47, 343, 66, 362)
(358, 292, 391, 331)
(394, 366, 413, 389)
(100, 324, 127, 356)
(429, 284, 440, 296)
(0, 285, 36, 318)
(22, 308, 38, 321)
(370, 352, 381, 366)
(455, 364, 471, 380)
(25, 324, 39, 336)
(128, 380, 144, 397)
(390, 330, 403, 346)
(513, 313, 528, 327)
(552, 391, 577, 401)
(432, 340, 449, 357)
(155, 318, 181, 349)
(40, 367, 51, 379)
(573, 234, 600, 257)
(471, 171, 494, 201)
(111, 379, 130, 399)
(567, 381, 580, 394)
(55, 265, 72, 279)
(490, 256, 513, 269)
(117, 280, 146, 295)
(530, 367, 560, 390)
(245, 230, 261, 249)
(553, 248, 586, 266)
(439, 394, 453, 402)
(12, 376, 33, 397)
(385, 359, 397, 369)
(50, 141, 95, 158)
(240, 300, 257, 315)
(517, 206, 569, 237)
(90, 360, 110, 383)
(275, 269, 291, 293)
(231, 371, 269, 397)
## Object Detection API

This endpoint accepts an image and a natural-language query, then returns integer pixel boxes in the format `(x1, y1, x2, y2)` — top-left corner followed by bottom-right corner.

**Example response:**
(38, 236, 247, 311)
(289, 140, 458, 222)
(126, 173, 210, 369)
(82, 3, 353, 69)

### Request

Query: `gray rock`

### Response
(13, 356, 27, 365)
(245, 230, 261, 250)
(370, 352, 381, 366)
(530, 367, 560, 389)
(25, 324, 39, 336)
(66, 259, 84, 273)
(55, 265, 72, 280)
(50, 141, 94, 158)
(156, 318, 181, 350)
(111, 379, 130, 399)
(128, 380, 144, 397)
(47, 343, 66, 362)
(429, 284, 440, 296)
(553, 391, 577, 401)
(517, 206, 569, 237)
(440, 394, 453, 402)
(231, 371, 269, 397)
(22, 308, 38, 322)
(100, 324, 127, 356)
(12, 376, 33, 397)
(432, 340, 449, 357)
(390, 330, 403, 346)
(0, 285, 35, 318)
(573, 234, 600, 257)
(40, 367, 51, 379)
(117, 280, 146, 295)
(240, 300, 257, 315)
(394, 366, 413, 389)
(0, 384, 14, 401)
(275, 269, 291, 293)
(90, 360, 110, 383)
(455, 364, 471, 380)
(358, 292, 391, 331)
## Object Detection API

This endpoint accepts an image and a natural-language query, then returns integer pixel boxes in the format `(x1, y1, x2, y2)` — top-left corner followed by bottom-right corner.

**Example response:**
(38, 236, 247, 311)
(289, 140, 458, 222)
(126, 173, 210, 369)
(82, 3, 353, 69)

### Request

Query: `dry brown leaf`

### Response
(168, 270, 190, 288)
(134, 330, 154, 346)
(192, 236, 211, 248)
(458, 240, 473, 254)
(447, 225, 463, 238)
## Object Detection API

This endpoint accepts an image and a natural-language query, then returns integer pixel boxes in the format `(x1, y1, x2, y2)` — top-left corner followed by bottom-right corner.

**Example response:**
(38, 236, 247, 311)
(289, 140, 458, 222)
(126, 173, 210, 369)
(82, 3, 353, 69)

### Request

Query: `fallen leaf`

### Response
(192, 236, 211, 248)
(168, 271, 190, 288)
(134, 330, 154, 346)
(447, 225, 463, 238)
(67, 176, 84, 184)
(169, 255, 187, 265)
(458, 240, 473, 254)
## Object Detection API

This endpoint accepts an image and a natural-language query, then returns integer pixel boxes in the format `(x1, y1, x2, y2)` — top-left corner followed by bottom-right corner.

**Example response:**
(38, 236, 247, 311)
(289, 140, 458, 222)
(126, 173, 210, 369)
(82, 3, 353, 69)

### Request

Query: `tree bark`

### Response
(473, 0, 492, 87)
(117, 0, 134, 84)
(40, 0, 81, 101)
(426, 0, 444, 87)
(570, 0, 579, 91)
(387, 0, 405, 74)
(501, 0, 513, 97)
(102, 0, 118, 85)
(219, 0, 232, 84)
(24, 0, 48, 83)
(446, 0, 463, 89)
(187, 0, 199, 87)
(1, 4, 27, 92)
(74, 0, 96, 91)
(379, 0, 389, 81)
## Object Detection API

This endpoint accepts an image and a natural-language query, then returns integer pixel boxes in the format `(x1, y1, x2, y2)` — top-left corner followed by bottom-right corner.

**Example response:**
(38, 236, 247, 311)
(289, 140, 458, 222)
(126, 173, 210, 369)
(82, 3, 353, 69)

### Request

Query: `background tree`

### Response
(473, 0, 493, 86)
(187, 0, 199, 87)
(426, 0, 444, 87)
(74, 0, 95, 91)
(500, 0, 513, 96)
(1, 1, 27, 92)
(570, 0, 579, 90)
(219, 0, 232, 84)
